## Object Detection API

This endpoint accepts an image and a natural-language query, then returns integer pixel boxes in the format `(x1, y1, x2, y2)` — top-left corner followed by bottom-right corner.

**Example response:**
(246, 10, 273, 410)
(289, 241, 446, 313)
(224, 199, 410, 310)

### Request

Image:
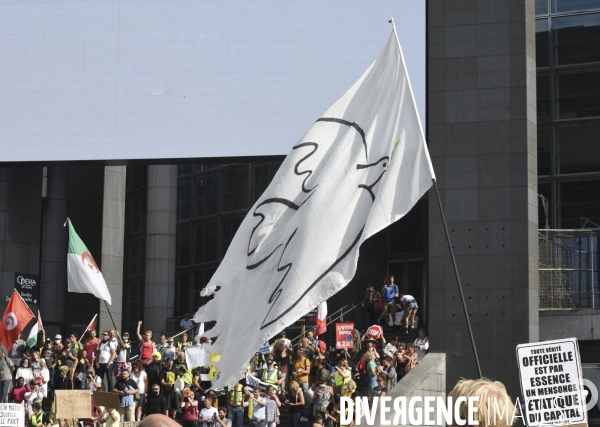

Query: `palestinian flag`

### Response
(26, 311, 43, 348)
(66, 218, 112, 304)
(81, 314, 98, 339)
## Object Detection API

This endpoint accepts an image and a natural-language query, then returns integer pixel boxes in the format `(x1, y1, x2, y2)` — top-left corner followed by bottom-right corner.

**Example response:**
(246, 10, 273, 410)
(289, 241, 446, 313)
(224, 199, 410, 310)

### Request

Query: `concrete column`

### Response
(40, 166, 70, 323)
(427, 0, 538, 396)
(99, 166, 127, 334)
(144, 165, 177, 333)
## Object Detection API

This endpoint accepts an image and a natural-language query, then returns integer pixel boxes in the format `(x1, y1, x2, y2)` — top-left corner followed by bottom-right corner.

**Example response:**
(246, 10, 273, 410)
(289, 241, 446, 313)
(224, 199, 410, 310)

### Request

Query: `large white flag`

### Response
(194, 27, 435, 387)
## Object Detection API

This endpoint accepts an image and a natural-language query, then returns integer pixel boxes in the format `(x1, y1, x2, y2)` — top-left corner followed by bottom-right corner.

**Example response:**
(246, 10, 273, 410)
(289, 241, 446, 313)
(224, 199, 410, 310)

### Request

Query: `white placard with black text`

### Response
(516, 338, 586, 426)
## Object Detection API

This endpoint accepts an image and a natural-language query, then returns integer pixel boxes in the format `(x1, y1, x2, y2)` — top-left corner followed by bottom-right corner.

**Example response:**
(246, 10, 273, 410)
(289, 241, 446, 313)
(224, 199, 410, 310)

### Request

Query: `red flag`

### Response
(0, 289, 34, 350)
(314, 301, 327, 336)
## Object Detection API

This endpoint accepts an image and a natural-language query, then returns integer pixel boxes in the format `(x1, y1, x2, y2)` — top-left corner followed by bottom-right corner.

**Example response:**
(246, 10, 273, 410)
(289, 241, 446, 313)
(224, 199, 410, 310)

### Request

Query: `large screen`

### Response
(0, 1, 425, 162)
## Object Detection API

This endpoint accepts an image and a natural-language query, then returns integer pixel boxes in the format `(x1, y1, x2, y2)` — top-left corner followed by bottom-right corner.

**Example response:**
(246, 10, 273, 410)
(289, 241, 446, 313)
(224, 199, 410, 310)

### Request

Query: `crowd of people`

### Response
(0, 280, 430, 427)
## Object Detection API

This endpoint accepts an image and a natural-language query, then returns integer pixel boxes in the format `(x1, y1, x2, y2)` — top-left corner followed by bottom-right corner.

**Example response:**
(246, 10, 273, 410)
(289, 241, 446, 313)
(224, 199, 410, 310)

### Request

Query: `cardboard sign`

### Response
(335, 322, 355, 349)
(55, 390, 92, 419)
(516, 338, 586, 426)
(0, 403, 25, 427)
(91, 390, 121, 409)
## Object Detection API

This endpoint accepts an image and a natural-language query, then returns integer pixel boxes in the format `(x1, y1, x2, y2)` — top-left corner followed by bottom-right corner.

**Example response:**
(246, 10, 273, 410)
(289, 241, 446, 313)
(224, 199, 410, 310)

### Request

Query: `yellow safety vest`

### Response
(31, 413, 44, 427)
(182, 366, 197, 385)
(230, 384, 244, 407)
(261, 368, 280, 385)
(334, 370, 350, 392)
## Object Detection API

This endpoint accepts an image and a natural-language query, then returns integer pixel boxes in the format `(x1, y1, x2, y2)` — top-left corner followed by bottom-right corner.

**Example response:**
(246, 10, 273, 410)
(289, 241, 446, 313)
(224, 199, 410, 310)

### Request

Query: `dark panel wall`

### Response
(427, 0, 539, 397)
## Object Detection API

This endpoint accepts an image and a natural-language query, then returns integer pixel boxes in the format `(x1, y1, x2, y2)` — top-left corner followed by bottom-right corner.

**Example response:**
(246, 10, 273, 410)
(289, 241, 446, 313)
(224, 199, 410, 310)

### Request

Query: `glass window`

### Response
(389, 200, 425, 255)
(555, 68, 600, 120)
(193, 220, 218, 264)
(178, 164, 193, 176)
(194, 267, 217, 311)
(221, 216, 244, 256)
(195, 172, 219, 217)
(536, 0, 549, 15)
(559, 180, 600, 228)
(176, 224, 190, 267)
(557, 122, 600, 174)
(123, 277, 144, 334)
(538, 183, 552, 229)
(125, 234, 146, 277)
(582, 365, 600, 422)
(197, 163, 219, 171)
(252, 163, 281, 203)
(127, 165, 147, 191)
(538, 126, 552, 176)
(126, 191, 147, 233)
(536, 19, 549, 68)
(177, 178, 191, 221)
(552, 0, 600, 14)
(175, 269, 191, 316)
(554, 14, 600, 66)
(221, 166, 249, 212)
(537, 73, 551, 124)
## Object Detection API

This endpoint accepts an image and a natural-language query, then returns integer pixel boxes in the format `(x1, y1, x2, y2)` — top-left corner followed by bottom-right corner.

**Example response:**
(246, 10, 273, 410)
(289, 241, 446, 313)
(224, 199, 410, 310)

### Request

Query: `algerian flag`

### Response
(194, 25, 435, 387)
(26, 311, 43, 348)
(66, 218, 112, 304)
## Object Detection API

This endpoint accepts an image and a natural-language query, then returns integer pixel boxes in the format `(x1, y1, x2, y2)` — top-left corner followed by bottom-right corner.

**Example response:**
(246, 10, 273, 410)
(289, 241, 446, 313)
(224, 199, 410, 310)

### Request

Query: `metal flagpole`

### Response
(103, 300, 119, 333)
(432, 179, 482, 378)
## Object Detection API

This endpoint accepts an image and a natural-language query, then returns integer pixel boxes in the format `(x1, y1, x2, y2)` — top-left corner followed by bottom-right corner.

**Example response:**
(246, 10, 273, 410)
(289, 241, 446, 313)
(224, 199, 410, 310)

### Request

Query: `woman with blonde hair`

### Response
(344, 380, 357, 398)
(365, 351, 378, 398)
(286, 381, 305, 427)
(449, 378, 516, 427)
(333, 359, 351, 396)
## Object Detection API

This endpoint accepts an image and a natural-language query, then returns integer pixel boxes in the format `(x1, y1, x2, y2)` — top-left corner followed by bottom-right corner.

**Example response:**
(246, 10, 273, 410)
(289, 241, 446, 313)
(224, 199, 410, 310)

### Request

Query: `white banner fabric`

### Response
(194, 27, 435, 387)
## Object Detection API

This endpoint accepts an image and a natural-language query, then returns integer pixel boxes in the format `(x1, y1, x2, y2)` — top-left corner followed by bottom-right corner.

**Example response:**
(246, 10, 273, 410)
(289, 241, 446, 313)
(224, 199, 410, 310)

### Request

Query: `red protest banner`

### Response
(335, 322, 355, 349)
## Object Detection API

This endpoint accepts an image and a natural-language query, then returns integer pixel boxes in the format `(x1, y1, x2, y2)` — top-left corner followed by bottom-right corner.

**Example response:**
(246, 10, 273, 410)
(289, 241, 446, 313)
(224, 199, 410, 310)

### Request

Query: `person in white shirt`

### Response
(200, 397, 219, 427)
(246, 387, 266, 427)
(130, 361, 147, 421)
(414, 328, 429, 361)
(95, 331, 117, 392)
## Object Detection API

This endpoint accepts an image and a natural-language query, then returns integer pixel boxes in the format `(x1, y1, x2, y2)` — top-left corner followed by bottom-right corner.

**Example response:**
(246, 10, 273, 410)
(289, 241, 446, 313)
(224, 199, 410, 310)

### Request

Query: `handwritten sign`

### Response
(55, 390, 92, 419)
(91, 390, 120, 409)
(335, 322, 355, 349)
(516, 338, 586, 426)
(0, 403, 25, 427)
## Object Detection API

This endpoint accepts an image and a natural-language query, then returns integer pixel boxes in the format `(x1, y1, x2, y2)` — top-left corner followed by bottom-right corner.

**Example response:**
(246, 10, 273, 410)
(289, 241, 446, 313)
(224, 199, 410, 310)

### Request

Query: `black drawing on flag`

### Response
(246, 118, 390, 330)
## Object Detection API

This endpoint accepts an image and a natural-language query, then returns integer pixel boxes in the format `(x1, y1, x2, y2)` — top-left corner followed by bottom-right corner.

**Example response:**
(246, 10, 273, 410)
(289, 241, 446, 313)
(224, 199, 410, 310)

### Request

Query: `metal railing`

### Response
(539, 229, 599, 310)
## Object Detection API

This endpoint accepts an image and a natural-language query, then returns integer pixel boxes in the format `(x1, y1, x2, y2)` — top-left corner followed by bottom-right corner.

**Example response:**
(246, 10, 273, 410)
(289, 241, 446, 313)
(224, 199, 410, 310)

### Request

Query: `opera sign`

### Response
(14, 273, 40, 305)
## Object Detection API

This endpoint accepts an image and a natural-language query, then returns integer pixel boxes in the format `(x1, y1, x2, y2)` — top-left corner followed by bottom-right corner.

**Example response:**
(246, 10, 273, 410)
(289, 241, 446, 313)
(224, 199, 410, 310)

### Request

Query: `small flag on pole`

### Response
(26, 311, 43, 348)
(314, 302, 327, 337)
(66, 219, 112, 304)
(80, 314, 98, 342)
(1, 289, 34, 350)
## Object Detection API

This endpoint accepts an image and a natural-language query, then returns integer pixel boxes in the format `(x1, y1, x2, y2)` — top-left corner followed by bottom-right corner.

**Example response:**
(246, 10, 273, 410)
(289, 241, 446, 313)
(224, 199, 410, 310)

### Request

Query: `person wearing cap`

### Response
(254, 358, 284, 388)
(95, 331, 117, 392)
(40, 339, 55, 388)
(146, 352, 163, 394)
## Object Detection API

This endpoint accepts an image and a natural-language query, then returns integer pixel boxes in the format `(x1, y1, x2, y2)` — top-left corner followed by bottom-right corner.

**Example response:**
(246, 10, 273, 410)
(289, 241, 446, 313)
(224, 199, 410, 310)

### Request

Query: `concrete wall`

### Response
(427, 0, 539, 397)
(539, 311, 600, 341)
(144, 165, 177, 332)
(99, 166, 127, 333)
(375, 353, 446, 427)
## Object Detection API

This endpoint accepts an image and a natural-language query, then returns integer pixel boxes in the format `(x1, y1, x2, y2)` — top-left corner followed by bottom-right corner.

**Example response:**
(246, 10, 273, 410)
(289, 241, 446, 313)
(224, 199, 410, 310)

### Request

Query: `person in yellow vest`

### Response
(227, 379, 248, 427)
(333, 359, 351, 396)
(253, 358, 284, 388)
(30, 402, 50, 427)
(181, 366, 203, 395)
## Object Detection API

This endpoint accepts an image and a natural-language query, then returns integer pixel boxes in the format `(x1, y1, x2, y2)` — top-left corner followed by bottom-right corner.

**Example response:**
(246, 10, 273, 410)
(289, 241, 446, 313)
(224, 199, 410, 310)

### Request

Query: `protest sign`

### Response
(258, 344, 272, 355)
(335, 322, 355, 349)
(55, 390, 92, 419)
(91, 390, 120, 409)
(0, 403, 24, 427)
(516, 338, 586, 426)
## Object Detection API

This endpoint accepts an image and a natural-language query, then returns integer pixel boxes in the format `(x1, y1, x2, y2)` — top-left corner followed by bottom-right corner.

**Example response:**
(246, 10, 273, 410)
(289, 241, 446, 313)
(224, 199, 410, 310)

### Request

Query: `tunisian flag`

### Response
(1, 289, 34, 350)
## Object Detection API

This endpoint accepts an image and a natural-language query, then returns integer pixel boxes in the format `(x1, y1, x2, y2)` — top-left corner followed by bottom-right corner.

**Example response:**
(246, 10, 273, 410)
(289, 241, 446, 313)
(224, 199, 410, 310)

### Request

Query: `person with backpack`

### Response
(311, 375, 333, 422)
